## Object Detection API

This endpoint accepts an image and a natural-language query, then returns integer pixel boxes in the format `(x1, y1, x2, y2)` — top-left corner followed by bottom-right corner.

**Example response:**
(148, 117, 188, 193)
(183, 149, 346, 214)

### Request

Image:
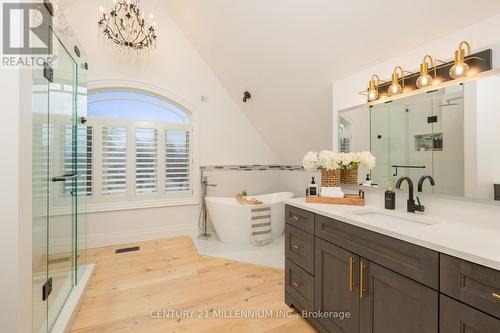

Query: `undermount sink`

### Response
(348, 208, 440, 227)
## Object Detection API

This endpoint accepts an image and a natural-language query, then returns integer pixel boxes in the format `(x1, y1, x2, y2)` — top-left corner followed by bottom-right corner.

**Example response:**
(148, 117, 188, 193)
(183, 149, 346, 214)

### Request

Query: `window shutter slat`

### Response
(165, 130, 190, 192)
(102, 127, 127, 195)
(136, 128, 158, 194)
(64, 125, 93, 197)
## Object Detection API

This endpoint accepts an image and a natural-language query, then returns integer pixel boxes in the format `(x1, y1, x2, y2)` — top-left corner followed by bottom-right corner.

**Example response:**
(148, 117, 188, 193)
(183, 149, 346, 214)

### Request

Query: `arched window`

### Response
(81, 89, 194, 205)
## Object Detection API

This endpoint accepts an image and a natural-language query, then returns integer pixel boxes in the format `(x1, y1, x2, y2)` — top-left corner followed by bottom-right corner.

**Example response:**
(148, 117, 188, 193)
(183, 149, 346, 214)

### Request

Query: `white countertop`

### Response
(285, 198, 500, 271)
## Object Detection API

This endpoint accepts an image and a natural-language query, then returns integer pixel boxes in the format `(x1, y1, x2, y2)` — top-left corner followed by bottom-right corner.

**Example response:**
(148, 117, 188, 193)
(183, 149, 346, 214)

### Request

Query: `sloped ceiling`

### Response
(162, 0, 500, 163)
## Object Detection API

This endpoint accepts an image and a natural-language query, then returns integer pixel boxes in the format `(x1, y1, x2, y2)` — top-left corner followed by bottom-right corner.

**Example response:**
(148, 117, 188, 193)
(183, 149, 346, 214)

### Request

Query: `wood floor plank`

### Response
(71, 236, 316, 333)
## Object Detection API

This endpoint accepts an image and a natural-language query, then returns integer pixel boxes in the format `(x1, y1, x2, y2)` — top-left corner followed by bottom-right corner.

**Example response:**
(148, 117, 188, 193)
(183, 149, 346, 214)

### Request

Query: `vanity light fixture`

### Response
(417, 55, 437, 88)
(450, 41, 471, 79)
(388, 66, 410, 96)
(367, 75, 382, 102)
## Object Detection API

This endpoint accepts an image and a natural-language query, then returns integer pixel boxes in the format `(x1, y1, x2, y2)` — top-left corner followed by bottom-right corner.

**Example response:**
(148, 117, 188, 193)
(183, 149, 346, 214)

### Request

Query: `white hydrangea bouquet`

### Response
(303, 151, 375, 185)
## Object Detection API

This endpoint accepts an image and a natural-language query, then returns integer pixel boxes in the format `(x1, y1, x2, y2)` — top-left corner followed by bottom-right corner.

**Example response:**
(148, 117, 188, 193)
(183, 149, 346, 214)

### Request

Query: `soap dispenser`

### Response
(385, 181, 396, 210)
(309, 177, 318, 196)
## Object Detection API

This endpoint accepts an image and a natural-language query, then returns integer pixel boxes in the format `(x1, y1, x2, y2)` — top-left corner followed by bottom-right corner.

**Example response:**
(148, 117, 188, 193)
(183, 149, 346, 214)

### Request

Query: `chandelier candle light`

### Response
(98, 0, 157, 53)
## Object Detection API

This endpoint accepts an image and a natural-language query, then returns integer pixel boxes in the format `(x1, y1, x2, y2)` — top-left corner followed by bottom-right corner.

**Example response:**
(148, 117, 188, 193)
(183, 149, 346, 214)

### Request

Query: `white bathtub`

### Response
(205, 192, 294, 244)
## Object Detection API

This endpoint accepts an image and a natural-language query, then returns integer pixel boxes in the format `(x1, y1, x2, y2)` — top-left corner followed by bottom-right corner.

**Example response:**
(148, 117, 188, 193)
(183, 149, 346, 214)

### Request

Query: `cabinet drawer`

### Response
(440, 294, 500, 332)
(285, 205, 314, 234)
(440, 254, 500, 319)
(315, 214, 439, 289)
(285, 259, 314, 311)
(285, 224, 314, 274)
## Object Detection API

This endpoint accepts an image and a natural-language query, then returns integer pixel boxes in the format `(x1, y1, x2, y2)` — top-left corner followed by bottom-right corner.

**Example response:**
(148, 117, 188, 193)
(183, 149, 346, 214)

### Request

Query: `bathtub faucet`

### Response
(202, 176, 217, 188)
(198, 176, 217, 240)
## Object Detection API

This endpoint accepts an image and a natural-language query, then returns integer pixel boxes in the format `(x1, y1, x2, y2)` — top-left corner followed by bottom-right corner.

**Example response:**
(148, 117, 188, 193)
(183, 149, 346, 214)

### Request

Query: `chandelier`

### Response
(98, 0, 157, 53)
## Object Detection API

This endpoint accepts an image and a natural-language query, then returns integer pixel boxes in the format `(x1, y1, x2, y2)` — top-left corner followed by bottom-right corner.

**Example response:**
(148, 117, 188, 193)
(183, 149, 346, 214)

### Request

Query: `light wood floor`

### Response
(70, 236, 316, 333)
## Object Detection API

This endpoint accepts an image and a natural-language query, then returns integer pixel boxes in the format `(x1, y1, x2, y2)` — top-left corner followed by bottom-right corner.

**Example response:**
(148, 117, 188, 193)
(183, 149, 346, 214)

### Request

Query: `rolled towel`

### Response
(251, 206, 272, 246)
(321, 192, 344, 198)
(321, 187, 344, 198)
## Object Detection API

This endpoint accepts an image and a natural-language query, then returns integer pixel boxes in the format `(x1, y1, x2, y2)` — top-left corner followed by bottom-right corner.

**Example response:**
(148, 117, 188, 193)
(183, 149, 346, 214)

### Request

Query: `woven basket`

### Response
(341, 168, 359, 185)
(321, 169, 341, 187)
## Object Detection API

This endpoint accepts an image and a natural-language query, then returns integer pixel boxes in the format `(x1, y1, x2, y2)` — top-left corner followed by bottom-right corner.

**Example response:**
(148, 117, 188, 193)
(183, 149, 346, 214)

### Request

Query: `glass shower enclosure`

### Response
(32, 13, 89, 333)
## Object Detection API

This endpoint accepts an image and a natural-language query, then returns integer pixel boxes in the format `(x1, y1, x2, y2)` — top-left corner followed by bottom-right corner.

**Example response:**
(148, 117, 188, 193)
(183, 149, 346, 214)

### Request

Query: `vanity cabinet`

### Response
(440, 295, 500, 333)
(359, 259, 438, 333)
(314, 238, 359, 333)
(284, 204, 500, 333)
(440, 254, 500, 319)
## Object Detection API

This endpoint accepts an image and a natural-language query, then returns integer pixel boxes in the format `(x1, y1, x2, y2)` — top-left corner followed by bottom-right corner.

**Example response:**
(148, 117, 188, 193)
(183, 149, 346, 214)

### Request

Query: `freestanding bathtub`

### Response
(205, 192, 294, 244)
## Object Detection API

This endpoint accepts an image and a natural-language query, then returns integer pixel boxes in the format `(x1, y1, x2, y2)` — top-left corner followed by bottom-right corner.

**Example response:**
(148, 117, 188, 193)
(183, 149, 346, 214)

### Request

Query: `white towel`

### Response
(251, 206, 272, 246)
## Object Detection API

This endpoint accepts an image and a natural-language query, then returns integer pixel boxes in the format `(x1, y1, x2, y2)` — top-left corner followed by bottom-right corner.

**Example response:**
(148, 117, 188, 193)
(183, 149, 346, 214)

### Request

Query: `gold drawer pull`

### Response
(291, 215, 300, 221)
(360, 261, 366, 299)
(349, 256, 355, 293)
(291, 281, 301, 288)
(292, 244, 302, 250)
(492, 293, 500, 300)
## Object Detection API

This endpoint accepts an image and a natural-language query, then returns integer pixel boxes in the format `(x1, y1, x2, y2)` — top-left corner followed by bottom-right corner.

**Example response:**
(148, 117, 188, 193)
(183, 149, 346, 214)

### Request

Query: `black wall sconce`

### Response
(243, 91, 251, 103)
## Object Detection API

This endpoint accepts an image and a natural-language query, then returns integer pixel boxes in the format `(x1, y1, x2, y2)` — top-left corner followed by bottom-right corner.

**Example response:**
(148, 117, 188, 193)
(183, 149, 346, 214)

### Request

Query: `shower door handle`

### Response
(51, 173, 80, 182)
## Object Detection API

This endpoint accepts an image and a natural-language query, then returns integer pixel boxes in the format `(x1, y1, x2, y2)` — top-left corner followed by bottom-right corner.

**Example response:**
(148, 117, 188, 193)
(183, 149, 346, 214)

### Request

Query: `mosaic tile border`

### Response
(200, 164, 306, 172)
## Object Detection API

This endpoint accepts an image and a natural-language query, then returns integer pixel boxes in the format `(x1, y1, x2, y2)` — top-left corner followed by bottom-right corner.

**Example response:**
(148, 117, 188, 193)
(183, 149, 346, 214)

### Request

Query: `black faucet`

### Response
(395, 177, 425, 213)
(418, 175, 435, 192)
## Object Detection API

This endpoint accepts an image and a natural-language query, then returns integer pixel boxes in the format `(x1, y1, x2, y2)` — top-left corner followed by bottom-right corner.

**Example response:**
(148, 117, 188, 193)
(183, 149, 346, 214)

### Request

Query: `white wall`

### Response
(0, 68, 32, 333)
(471, 75, 500, 199)
(62, 0, 281, 247)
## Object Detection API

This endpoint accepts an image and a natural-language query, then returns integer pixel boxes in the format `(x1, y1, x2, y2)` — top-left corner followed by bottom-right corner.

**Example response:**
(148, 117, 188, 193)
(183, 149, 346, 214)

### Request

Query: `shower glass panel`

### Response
(47, 31, 77, 331)
(75, 55, 89, 284)
(32, 21, 88, 332)
(32, 59, 50, 333)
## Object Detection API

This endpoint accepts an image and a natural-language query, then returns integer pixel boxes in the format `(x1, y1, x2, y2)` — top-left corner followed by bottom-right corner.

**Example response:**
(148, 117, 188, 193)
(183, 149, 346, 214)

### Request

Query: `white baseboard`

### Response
(87, 223, 199, 248)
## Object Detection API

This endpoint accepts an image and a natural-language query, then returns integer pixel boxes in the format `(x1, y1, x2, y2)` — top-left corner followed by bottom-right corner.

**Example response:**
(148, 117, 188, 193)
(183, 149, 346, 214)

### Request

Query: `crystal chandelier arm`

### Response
(98, 0, 156, 51)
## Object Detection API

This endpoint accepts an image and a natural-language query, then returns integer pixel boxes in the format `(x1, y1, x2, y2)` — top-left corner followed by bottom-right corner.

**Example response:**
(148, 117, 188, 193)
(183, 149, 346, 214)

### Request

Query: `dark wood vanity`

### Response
(284, 205, 500, 333)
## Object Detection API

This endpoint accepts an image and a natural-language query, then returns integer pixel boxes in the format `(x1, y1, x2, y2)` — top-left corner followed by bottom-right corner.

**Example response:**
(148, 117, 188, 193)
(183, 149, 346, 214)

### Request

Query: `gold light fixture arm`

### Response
(358, 74, 387, 95)
(394, 66, 412, 87)
(459, 41, 472, 56)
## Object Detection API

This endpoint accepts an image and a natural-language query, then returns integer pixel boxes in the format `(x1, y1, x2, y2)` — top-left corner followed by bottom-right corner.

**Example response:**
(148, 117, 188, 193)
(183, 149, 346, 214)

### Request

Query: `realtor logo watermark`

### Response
(2, 1, 54, 67)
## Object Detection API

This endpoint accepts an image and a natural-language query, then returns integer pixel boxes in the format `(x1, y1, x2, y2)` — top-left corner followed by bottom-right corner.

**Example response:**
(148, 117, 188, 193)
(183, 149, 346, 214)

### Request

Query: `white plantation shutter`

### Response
(136, 128, 158, 194)
(165, 130, 190, 192)
(64, 125, 93, 196)
(102, 127, 127, 195)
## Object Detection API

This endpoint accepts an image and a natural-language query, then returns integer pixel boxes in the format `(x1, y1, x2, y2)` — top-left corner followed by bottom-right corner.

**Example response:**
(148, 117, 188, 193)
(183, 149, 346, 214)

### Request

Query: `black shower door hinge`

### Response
(43, 62, 53, 82)
(42, 277, 53, 301)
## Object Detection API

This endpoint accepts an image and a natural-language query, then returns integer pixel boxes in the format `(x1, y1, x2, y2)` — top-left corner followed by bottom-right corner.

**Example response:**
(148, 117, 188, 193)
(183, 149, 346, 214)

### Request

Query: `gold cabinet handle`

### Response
(291, 281, 301, 288)
(291, 215, 299, 221)
(292, 244, 302, 250)
(492, 293, 500, 300)
(349, 256, 355, 293)
(360, 261, 366, 299)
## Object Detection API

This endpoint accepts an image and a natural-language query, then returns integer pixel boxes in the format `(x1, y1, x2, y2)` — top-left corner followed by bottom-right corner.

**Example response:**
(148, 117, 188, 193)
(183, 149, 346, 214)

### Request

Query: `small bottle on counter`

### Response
(309, 177, 318, 196)
(385, 181, 396, 210)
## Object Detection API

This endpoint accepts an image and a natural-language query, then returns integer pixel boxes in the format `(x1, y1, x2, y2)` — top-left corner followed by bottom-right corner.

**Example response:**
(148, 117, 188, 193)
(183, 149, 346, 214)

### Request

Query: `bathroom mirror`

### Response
(338, 72, 500, 202)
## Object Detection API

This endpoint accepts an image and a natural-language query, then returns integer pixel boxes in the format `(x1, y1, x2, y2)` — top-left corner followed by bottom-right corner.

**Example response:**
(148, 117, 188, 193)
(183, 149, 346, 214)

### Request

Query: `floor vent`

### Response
(115, 246, 140, 254)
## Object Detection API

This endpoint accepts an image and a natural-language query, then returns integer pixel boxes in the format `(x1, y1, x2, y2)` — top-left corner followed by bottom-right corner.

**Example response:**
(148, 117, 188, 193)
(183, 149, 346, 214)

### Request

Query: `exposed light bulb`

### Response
(450, 41, 471, 79)
(387, 70, 404, 96)
(99, 5, 105, 12)
(388, 83, 403, 96)
(149, 14, 154, 20)
(416, 74, 433, 88)
(367, 88, 378, 102)
(450, 62, 469, 79)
